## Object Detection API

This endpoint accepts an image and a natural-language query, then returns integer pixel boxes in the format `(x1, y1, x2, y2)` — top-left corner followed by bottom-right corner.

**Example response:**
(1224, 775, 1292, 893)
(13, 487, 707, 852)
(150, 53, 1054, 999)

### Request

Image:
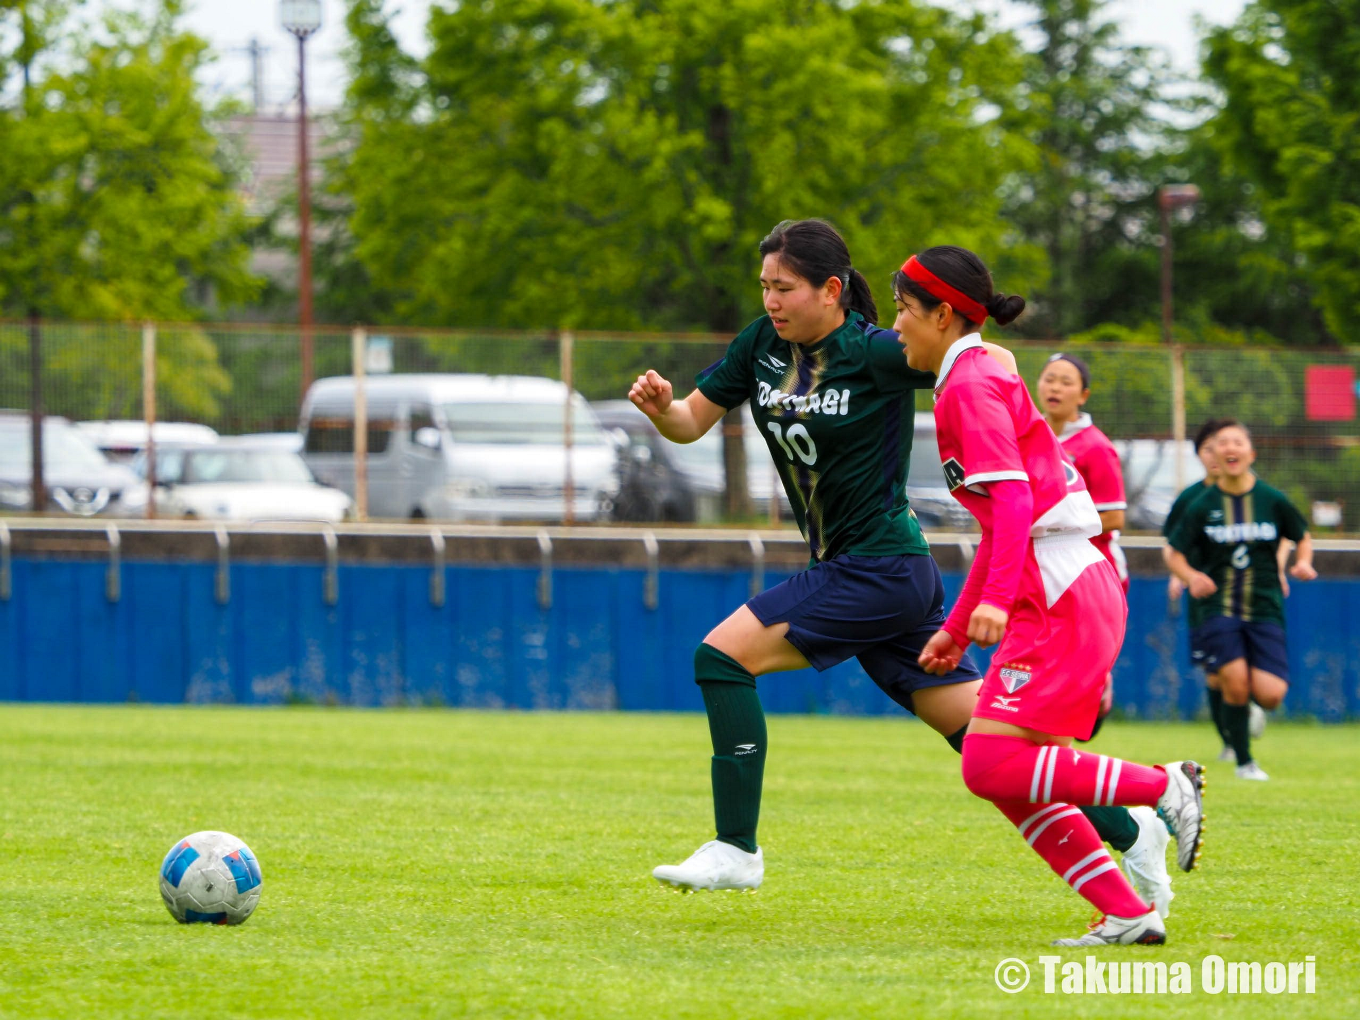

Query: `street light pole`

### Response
(281, 0, 322, 402)
(1159, 184, 1201, 490)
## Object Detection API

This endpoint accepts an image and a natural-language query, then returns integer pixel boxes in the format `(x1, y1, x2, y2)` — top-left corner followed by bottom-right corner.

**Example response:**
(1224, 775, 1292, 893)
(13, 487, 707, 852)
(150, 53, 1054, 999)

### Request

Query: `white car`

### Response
(74, 420, 219, 464)
(301, 374, 620, 522)
(134, 440, 353, 522)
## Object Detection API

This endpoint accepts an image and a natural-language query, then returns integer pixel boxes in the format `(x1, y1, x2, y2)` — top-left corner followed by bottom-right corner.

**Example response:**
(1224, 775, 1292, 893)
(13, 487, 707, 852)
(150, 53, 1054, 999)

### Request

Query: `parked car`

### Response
(230, 432, 303, 454)
(590, 403, 968, 529)
(300, 374, 620, 522)
(74, 420, 219, 464)
(131, 439, 353, 522)
(592, 400, 791, 523)
(1112, 439, 1207, 531)
(0, 412, 141, 517)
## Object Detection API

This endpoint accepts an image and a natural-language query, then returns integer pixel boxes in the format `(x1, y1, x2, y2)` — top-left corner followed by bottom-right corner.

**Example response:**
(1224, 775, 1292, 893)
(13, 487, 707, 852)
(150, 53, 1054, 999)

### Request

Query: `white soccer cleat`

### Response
(1249, 702, 1267, 739)
(652, 840, 763, 892)
(1235, 761, 1270, 781)
(1217, 746, 1237, 764)
(1052, 910, 1166, 947)
(1122, 806, 1175, 920)
(1156, 760, 1206, 873)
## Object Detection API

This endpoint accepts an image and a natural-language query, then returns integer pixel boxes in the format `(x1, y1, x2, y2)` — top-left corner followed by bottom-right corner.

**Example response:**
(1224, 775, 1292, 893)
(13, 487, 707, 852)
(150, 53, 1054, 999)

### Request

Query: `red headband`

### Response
(900, 255, 989, 323)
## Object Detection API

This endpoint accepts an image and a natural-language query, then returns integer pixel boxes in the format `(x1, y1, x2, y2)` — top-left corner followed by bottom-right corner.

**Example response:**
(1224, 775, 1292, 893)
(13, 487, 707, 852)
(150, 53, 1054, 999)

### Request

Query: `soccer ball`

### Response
(159, 831, 262, 925)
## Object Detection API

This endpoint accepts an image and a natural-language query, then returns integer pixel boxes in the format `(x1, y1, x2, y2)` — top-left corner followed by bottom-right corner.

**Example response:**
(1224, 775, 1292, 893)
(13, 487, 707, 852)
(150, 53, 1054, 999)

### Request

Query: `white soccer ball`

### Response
(159, 831, 262, 925)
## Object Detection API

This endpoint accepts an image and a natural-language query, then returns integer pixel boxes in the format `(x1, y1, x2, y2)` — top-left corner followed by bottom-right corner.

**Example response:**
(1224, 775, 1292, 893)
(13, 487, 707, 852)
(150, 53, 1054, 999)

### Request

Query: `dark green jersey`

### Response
(1169, 479, 1308, 627)
(1163, 481, 1216, 569)
(696, 312, 935, 561)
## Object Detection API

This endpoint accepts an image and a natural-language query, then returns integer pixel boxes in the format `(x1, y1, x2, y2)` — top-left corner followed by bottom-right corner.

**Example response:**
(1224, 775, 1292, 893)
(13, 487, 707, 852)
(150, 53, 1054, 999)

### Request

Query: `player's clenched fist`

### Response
(628, 370, 674, 418)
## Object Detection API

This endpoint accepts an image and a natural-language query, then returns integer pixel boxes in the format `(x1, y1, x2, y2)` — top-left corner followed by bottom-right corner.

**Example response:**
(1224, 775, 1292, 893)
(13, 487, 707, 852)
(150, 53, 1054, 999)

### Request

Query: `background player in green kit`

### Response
(631, 219, 1165, 904)
(1167, 421, 1316, 780)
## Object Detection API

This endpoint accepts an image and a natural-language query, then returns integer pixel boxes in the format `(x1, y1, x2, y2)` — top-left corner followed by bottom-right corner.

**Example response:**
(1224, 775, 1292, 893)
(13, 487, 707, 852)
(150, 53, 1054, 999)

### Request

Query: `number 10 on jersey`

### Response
(767, 422, 818, 466)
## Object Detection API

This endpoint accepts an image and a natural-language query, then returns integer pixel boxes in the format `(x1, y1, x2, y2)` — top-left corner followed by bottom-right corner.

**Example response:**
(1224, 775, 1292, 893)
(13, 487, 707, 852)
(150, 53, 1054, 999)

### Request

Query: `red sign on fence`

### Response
(1305, 365, 1356, 421)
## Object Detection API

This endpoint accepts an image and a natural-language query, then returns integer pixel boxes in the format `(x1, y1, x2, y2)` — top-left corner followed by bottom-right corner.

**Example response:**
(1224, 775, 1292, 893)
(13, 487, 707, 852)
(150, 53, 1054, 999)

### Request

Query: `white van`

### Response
(299, 374, 620, 522)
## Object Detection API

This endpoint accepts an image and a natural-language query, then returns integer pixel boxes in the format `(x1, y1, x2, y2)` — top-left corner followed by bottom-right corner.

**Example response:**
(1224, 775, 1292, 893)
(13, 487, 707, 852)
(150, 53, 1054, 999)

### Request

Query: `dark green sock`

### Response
(1207, 688, 1229, 744)
(1222, 701, 1252, 765)
(695, 643, 765, 854)
(1081, 806, 1140, 853)
(944, 725, 967, 754)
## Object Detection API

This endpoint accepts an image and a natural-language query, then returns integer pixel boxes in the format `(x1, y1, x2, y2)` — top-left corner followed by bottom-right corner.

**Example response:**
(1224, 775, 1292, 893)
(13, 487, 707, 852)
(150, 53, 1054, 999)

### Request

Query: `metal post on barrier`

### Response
(322, 525, 338, 606)
(957, 536, 975, 569)
(214, 525, 231, 605)
(352, 326, 369, 522)
(142, 322, 157, 519)
(0, 520, 10, 601)
(430, 528, 446, 608)
(561, 330, 575, 526)
(536, 529, 553, 610)
(747, 532, 765, 599)
(105, 523, 121, 603)
(643, 531, 659, 610)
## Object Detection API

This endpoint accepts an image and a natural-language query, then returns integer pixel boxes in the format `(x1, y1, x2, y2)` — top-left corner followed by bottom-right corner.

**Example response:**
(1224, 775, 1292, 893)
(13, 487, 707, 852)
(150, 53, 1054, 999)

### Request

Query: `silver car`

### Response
(301, 374, 620, 522)
(0, 412, 141, 517)
(130, 440, 353, 522)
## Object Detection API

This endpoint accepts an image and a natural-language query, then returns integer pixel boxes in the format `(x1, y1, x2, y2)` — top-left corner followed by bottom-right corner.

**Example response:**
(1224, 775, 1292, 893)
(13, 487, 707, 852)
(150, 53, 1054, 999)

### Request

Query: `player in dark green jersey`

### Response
(634, 219, 1156, 896)
(1167, 421, 1316, 780)
(1162, 419, 1234, 754)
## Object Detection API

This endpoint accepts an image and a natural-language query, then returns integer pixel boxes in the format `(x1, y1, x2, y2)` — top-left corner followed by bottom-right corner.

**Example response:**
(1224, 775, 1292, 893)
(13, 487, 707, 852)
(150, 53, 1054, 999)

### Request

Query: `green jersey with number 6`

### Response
(696, 312, 935, 561)
(1168, 479, 1308, 627)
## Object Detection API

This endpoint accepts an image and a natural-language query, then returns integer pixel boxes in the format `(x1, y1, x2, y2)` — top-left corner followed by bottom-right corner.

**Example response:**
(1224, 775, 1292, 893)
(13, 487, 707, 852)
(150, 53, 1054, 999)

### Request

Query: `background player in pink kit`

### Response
(891, 245, 1206, 947)
(1038, 352, 1126, 734)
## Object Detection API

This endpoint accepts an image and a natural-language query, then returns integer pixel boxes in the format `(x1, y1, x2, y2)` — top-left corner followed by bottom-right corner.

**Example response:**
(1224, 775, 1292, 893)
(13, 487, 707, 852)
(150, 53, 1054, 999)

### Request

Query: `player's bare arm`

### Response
(1166, 547, 1216, 598)
(628, 370, 725, 443)
(1289, 532, 1317, 581)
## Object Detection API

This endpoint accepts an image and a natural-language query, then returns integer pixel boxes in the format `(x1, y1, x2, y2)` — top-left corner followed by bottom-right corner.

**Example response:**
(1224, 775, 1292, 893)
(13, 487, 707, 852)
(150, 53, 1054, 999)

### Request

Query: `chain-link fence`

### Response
(3, 319, 1358, 531)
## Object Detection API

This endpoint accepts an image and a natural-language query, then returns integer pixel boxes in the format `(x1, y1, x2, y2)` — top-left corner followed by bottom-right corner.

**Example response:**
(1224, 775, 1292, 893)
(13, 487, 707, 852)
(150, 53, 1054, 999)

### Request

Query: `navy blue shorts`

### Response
(1191, 617, 1289, 681)
(747, 553, 981, 714)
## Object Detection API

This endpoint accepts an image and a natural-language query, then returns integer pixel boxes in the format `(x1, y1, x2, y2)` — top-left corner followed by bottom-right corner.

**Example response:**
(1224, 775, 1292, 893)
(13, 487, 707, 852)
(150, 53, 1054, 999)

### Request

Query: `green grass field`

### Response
(0, 706, 1355, 1019)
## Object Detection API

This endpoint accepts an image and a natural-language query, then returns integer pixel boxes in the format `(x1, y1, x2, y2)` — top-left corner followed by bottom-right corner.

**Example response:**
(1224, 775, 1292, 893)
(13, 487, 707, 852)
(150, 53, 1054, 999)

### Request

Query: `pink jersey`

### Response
(1058, 414, 1128, 583)
(933, 337, 1123, 738)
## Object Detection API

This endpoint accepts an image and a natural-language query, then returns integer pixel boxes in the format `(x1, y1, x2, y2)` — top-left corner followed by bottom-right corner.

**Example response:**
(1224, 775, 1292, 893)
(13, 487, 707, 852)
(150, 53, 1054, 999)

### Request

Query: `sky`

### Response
(98, 0, 1250, 111)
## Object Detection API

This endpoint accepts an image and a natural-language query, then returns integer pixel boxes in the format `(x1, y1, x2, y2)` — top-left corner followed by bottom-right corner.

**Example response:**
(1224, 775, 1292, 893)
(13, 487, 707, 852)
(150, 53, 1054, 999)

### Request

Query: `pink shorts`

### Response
(973, 541, 1127, 740)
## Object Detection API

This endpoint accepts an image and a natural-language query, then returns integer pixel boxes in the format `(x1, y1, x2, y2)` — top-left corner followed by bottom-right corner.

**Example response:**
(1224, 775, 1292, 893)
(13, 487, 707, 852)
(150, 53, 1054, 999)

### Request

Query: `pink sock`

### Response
(962, 733, 1168, 806)
(995, 800, 1152, 918)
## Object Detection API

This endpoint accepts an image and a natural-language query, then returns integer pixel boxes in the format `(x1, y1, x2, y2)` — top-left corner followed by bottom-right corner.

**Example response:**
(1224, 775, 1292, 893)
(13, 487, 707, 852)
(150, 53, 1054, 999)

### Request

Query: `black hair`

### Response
(1193, 418, 1232, 452)
(759, 219, 877, 325)
(890, 245, 1026, 327)
(1213, 419, 1253, 444)
(1044, 352, 1091, 390)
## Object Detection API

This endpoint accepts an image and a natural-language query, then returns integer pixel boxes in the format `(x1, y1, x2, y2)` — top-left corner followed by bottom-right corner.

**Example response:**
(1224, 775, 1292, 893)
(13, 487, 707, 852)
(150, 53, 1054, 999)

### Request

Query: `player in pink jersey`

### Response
(890, 245, 1206, 947)
(1038, 352, 1127, 733)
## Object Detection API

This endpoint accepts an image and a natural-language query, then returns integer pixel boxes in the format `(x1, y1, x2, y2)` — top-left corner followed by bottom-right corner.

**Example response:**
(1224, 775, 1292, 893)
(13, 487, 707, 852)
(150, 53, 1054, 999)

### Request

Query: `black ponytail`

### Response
(759, 219, 878, 325)
(891, 245, 1025, 327)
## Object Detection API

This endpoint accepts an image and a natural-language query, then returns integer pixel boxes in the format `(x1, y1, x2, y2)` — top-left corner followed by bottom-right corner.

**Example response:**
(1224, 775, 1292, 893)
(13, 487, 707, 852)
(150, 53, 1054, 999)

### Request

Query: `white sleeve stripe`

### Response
(963, 470, 1029, 486)
(1093, 501, 1128, 511)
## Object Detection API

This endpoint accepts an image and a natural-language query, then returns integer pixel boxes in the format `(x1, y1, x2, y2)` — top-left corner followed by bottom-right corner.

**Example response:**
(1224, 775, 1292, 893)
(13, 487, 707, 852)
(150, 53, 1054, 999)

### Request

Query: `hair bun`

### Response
(987, 293, 1026, 326)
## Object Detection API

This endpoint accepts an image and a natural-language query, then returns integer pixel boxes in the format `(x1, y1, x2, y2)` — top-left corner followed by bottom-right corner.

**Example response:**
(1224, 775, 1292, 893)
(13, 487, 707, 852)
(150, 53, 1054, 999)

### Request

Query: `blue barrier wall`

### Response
(1, 557, 1357, 719)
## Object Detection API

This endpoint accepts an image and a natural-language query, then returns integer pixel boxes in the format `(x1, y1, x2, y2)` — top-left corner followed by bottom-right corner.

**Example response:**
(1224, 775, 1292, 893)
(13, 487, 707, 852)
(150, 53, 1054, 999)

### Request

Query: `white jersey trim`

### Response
(964, 470, 1029, 487)
(1093, 500, 1128, 512)
(1034, 537, 1107, 608)
(932, 333, 986, 395)
(1057, 412, 1094, 443)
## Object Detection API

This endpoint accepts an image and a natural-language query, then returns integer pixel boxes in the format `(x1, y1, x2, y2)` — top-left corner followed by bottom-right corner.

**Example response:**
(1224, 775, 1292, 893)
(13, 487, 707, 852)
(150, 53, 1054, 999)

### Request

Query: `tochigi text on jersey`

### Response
(1202, 521, 1278, 544)
(756, 381, 851, 416)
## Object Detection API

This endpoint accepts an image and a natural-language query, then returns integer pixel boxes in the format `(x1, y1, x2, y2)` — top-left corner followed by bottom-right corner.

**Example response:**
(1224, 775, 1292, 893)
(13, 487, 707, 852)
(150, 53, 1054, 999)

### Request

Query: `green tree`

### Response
(1001, 0, 1173, 337)
(335, 0, 1043, 334)
(333, 0, 1042, 516)
(0, 0, 259, 420)
(1201, 0, 1360, 343)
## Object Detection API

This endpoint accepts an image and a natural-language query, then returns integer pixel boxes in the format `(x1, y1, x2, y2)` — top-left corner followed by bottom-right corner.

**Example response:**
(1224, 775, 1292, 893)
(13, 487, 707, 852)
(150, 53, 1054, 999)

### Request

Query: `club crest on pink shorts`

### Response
(999, 663, 1034, 694)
